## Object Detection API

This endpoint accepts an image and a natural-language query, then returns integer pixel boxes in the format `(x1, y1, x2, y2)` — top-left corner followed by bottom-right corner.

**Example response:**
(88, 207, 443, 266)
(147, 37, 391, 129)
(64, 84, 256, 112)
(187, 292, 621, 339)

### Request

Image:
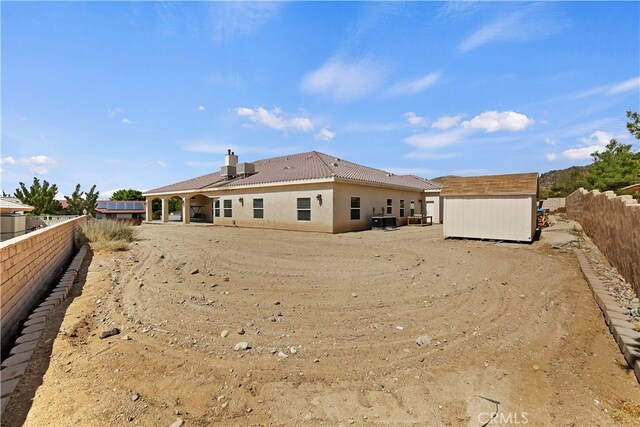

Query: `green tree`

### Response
(110, 189, 144, 201)
(586, 140, 640, 192)
(84, 185, 99, 216)
(64, 184, 100, 216)
(14, 177, 62, 215)
(627, 110, 640, 140)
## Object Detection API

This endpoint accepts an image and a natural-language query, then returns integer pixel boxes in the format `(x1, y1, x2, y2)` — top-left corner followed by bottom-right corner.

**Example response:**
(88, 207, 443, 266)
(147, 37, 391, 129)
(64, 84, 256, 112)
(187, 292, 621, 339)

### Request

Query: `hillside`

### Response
(539, 165, 589, 193)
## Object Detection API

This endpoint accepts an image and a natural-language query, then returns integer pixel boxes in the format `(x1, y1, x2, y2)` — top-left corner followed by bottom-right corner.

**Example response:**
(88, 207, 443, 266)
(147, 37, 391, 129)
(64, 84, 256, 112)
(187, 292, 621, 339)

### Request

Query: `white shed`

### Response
(441, 173, 539, 242)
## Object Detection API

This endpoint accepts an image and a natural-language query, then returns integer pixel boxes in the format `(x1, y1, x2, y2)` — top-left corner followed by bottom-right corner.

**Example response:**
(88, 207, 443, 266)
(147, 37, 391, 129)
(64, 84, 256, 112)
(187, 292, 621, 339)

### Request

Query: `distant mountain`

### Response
(539, 165, 589, 195)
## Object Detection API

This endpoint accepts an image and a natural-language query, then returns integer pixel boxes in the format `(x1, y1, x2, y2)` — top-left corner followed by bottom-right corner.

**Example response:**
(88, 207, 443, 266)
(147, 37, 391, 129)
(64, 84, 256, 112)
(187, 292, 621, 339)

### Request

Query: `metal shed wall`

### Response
(443, 195, 536, 242)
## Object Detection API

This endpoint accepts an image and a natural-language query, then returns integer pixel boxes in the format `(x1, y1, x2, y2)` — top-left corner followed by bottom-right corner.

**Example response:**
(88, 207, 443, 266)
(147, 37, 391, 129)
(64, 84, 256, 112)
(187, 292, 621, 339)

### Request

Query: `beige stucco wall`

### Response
(332, 182, 428, 233)
(1, 215, 27, 242)
(212, 182, 334, 233)
(443, 196, 536, 242)
(145, 180, 441, 233)
(0, 216, 87, 351)
(566, 189, 640, 296)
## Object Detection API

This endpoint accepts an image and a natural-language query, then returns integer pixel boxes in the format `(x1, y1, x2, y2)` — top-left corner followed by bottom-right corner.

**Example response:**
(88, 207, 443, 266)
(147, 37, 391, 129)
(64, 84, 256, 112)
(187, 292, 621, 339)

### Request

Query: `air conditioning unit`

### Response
(220, 165, 236, 179)
(237, 162, 255, 177)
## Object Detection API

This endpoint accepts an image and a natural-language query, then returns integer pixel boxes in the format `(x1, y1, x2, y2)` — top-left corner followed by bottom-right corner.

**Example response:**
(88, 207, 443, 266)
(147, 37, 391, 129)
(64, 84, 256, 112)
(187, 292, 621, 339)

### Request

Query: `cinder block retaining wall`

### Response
(567, 189, 640, 296)
(0, 216, 88, 353)
(541, 197, 566, 212)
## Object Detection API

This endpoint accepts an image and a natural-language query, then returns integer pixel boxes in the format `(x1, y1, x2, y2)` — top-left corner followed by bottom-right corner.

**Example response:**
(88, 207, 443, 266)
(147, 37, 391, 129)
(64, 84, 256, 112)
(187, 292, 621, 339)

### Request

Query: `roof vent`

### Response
(331, 162, 338, 167)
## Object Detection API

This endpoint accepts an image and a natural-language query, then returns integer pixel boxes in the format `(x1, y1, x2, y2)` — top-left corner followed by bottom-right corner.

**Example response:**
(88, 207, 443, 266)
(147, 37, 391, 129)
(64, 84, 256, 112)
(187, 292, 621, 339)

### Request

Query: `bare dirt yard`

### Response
(4, 223, 640, 426)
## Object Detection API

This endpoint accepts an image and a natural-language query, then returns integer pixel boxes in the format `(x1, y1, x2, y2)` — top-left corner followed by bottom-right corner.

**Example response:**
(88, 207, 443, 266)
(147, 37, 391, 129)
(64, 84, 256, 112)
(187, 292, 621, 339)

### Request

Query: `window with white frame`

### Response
(400, 199, 405, 217)
(223, 199, 232, 217)
(214, 199, 220, 217)
(350, 197, 360, 220)
(386, 198, 392, 214)
(253, 198, 264, 219)
(297, 197, 311, 221)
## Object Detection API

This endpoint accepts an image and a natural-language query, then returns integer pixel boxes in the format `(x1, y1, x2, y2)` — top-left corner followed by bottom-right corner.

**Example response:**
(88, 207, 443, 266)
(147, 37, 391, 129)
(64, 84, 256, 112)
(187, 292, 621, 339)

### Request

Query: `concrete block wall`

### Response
(567, 189, 640, 296)
(0, 216, 88, 352)
(540, 197, 566, 212)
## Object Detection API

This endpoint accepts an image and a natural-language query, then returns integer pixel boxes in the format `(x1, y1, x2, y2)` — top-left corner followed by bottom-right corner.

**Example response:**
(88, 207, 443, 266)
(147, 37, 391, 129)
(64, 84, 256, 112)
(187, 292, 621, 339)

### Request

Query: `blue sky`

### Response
(2, 1, 639, 198)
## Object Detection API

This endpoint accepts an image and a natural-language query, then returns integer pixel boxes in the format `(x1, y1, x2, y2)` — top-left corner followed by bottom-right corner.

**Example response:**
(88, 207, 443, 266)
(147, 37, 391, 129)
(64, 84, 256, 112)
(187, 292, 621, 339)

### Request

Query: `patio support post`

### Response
(161, 198, 169, 223)
(183, 195, 190, 224)
(145, 198, 153, 221)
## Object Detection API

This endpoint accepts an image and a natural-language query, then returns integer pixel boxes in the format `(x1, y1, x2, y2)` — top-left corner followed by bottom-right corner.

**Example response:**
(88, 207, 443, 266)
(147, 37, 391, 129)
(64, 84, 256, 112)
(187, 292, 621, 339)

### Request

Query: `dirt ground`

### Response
(3, 222, 640, 426)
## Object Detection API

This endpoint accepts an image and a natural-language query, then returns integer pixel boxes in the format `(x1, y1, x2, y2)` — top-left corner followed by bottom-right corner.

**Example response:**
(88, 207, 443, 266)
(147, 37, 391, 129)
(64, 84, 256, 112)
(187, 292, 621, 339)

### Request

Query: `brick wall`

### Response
(567, 189, 640, 296)
(0, 216, 88, 352)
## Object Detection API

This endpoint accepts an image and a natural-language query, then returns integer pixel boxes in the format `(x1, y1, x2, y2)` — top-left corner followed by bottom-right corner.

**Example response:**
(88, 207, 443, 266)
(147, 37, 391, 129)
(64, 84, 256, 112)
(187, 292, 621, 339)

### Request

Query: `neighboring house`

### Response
(143, 150, 441, 233)
(0, 197, 34, 242)
(441, 173, 539, 243)
(95, 200, 146, 222)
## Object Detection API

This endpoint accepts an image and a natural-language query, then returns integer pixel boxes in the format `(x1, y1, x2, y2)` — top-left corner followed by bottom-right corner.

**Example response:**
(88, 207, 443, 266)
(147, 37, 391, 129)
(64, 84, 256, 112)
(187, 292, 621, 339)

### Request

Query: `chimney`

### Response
(225, 149, 238, 167)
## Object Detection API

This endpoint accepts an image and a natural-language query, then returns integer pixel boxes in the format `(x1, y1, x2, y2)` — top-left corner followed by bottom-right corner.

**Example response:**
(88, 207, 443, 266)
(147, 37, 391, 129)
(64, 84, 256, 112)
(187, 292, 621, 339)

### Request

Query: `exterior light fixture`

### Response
(239, 197, 244, 203)
(316, 194, 322, 202)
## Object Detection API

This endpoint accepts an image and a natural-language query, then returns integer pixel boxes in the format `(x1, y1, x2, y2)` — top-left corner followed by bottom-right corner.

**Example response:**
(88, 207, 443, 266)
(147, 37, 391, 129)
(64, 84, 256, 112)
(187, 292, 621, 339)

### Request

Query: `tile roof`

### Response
(440, 173, 539, 196)
(145, 151, 441, 194)
(0, 197, 35, 213)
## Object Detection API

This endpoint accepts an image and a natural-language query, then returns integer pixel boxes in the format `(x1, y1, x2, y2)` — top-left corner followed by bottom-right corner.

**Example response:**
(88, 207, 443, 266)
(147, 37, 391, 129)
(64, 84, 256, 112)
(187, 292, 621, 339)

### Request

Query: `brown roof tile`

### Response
(145, 151, 441, 194)
(440, 173, 538, 196)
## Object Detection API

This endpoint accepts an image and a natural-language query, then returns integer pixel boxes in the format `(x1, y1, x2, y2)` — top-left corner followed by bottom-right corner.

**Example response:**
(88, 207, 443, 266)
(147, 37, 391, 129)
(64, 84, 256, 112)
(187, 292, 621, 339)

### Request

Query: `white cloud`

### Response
(300, 57, 385, 102)
(544, 137, 556, 146)
(1, 156, 16, 165)
(122, 118, 133, 124)
(562, 130, 614, 160)
(210, 2, 281, 41)
(388, 72, 441, 96)
(236, 106, 314, 134)
(155, 160, 166, 168)
(108, 108, 123, 118)
(404, 112, 426, 127)
(606, 76, 640, 95)
(18, 155, 57, 175)
(573, 76, 640, 99)
(432, 115, 462, 130)
(580, 130, 614, 146)
(457, 4, 563, 53)
(403, 128, 467, 149)
(315, 128, 335, 142)
(546, 153, 557, 161)
(562, 145, 604, 160)
(461, 111, 533, 132)
(198, 105, 206, 111)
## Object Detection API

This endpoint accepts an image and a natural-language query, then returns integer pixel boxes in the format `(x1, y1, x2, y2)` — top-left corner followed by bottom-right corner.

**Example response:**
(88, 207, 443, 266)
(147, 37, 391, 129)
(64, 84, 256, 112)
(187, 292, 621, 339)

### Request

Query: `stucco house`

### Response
(143, 150, 441, 233)
(0, 197, 35, 242)
(95, 200, 146, 223)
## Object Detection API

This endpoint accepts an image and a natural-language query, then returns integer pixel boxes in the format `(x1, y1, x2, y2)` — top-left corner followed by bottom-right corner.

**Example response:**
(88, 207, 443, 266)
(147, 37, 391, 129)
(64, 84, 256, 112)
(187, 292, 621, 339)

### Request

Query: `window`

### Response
(410, 200, 415, 216)
(350, 197, 360, 220)
(214, 200, 220, 217)
(223, 199, 232, 217)
(253, 198, 264, 219)
(400, 200, 405, 217)
(297, 197, 311, 221)
(386, 199, 392, 214)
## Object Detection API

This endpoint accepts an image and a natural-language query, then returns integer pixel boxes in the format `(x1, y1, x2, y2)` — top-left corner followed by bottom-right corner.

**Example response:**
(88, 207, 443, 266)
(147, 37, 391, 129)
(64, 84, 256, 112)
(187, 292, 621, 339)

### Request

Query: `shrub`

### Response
(82, 220, 136, 251)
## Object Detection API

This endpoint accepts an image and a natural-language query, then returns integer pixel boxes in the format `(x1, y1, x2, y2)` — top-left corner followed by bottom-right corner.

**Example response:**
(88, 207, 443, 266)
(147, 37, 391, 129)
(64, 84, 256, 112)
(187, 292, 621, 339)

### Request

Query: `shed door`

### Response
(425, 201, 435, 217)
